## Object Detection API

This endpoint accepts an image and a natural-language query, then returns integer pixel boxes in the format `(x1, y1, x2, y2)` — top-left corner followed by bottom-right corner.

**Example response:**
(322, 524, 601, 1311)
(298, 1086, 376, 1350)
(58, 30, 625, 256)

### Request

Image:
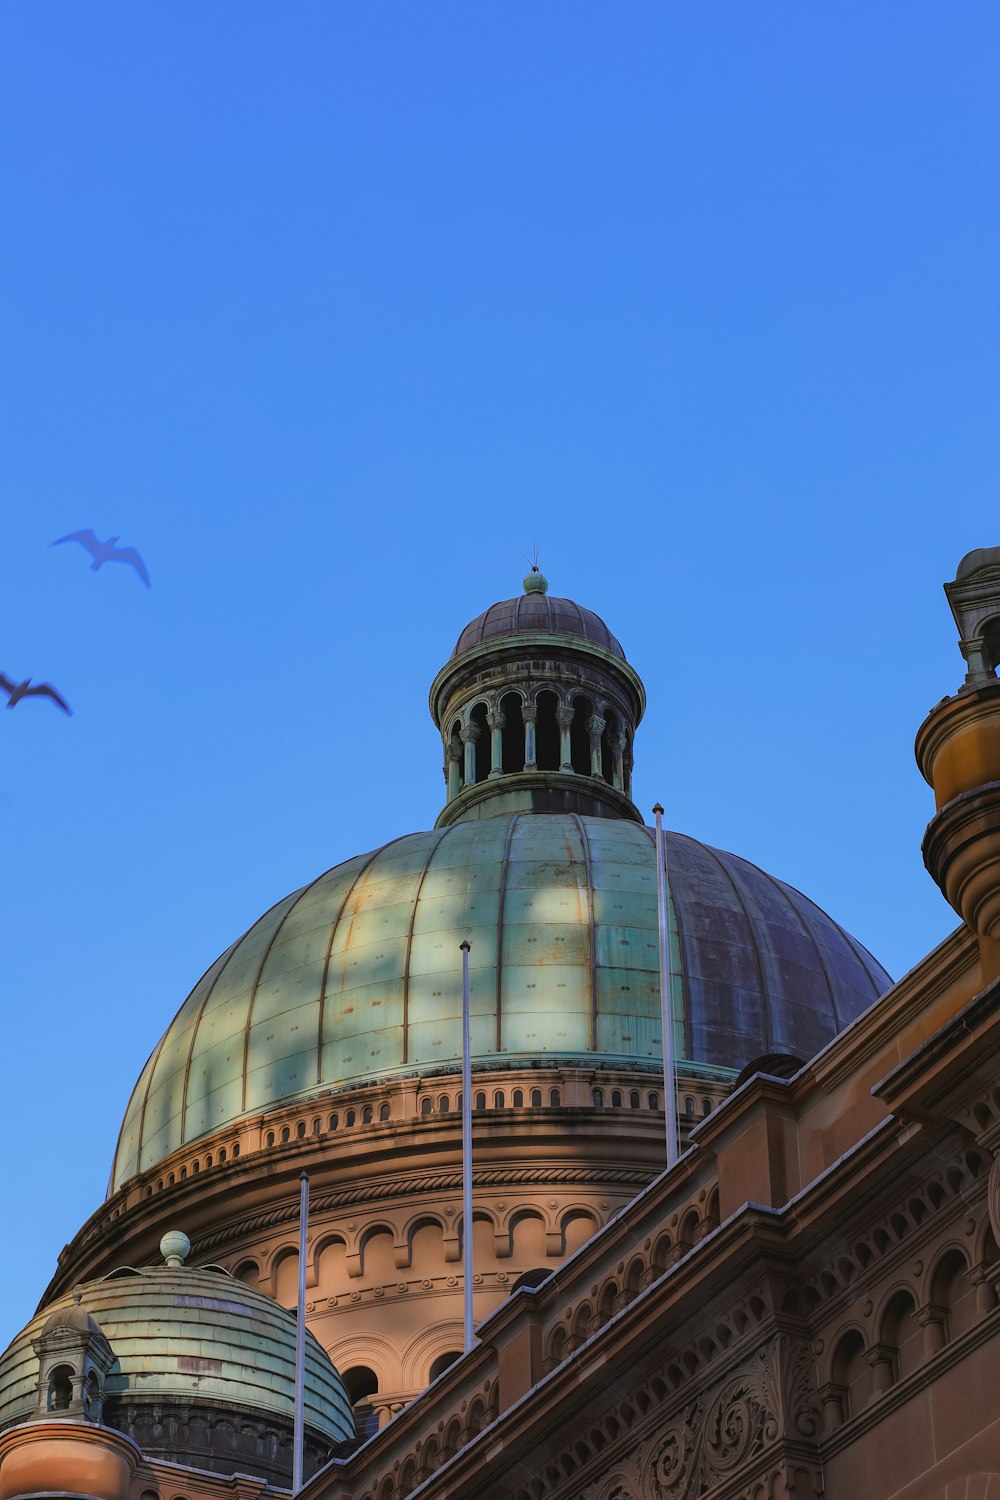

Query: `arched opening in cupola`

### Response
(602, 711, 618, 784)
(500, 692, 524, 774)
(570, 696, 593, 776)
(450, 719, 464, 789)
(536, 691, 560, 771)
(48, 1366, 73, 1411)
(470, 702, 490, 783)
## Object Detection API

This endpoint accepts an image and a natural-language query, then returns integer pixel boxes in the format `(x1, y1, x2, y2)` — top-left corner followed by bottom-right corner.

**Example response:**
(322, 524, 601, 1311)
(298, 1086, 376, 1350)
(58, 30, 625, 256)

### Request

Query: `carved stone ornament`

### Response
(646, 1338, 821, 1500)
(987, 1153, 1000, 1245)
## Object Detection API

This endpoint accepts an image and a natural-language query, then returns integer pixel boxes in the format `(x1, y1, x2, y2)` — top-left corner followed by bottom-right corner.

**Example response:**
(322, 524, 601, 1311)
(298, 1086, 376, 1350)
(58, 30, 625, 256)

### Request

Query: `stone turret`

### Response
(29, 1289, 114, 1424)
(916, 547, 1000, 983)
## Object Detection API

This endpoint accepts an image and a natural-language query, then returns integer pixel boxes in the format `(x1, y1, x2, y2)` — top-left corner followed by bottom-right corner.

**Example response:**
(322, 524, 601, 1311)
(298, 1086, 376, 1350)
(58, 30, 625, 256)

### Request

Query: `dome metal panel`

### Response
(110, 815, 891, 1193)
(452, 593, 626, 659)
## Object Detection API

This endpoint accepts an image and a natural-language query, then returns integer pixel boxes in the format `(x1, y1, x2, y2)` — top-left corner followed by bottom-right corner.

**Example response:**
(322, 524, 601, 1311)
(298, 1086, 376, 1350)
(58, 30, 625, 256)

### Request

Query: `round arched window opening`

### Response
(48, 1365, 74, 1412)
(429, 1351, 462, 1381)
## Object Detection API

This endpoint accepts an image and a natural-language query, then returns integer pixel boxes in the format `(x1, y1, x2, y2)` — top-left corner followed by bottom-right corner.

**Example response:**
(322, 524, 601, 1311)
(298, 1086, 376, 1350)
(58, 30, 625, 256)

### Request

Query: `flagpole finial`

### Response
(299, 1170, 309, 1182)
(460, 939, 471, 951)
(653, 802, 664, 815)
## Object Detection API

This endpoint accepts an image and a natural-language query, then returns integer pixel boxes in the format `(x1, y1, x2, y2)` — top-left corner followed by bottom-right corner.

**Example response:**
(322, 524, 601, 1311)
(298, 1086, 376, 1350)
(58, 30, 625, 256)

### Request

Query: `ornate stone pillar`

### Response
(522, 703, 536, 770)
(556, 705, 574, 772)
(819, 1380, 847, 1433)
(917, 1303, 947, 1355)
(446, 737, 462, 801)
(460, 723, 480, 787)
(487, 709, 505, 778)
(864, 1342, 895, 1395)
(968, 1260, 998, 1315)
(587, 714, 606, 779)
(611, 731, 626, 791)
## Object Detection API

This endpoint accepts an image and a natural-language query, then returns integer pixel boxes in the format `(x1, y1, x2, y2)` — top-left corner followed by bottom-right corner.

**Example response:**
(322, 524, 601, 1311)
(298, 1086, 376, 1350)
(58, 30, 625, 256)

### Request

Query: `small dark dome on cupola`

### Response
(451, 568, 626, 661)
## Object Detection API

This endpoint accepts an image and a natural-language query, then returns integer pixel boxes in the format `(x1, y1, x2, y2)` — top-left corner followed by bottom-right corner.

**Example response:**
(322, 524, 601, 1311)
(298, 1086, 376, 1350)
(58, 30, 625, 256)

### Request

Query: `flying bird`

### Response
(51, 530, 151, 587)
(0, 674, 73, 715)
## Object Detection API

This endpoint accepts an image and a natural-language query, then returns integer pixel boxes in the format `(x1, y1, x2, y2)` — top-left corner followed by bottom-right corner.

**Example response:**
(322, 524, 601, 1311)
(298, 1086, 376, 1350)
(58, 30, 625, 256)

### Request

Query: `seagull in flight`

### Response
(0, 674, 73, 715)
(51, 530, 151, 588)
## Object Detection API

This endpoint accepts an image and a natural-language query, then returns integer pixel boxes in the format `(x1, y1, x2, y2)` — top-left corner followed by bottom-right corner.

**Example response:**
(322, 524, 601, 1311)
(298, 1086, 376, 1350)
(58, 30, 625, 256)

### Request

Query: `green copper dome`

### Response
(0, 1262, 354, 1446)
(110, 813, 889, 1193)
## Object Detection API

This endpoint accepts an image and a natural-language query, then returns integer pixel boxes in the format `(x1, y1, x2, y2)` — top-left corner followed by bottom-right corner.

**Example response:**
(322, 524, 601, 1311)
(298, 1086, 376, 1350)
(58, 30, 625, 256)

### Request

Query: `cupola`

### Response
(429, 570, 646, 826)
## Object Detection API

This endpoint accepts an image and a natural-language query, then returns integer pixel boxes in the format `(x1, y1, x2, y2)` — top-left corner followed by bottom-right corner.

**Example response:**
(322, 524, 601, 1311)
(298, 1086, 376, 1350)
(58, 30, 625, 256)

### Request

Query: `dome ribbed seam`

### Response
(693, 838, 776, 1055)
(316, 842, 402, 1083)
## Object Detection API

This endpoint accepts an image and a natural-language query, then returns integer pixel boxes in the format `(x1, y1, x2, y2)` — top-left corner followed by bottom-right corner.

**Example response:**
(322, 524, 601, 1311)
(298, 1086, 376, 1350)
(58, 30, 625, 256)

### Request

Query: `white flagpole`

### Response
(653, 804, 679, 1169)
(460, 940, 474, 1352)
(293, 1170, 309, 1493)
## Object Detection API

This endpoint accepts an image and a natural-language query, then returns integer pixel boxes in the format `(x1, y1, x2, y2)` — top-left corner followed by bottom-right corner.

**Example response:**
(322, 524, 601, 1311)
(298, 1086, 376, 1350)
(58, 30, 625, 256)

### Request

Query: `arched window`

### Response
(500, 692, 524, 774)
(421, 1097, 432, 1115)
(48, 1366, 74, 1411)
(570, 696, 593, 776)
(702, 1098, 712, 1115)
(512, 1088, 524, 1107)
(882, 1290, 921, 1382)
(475, 1091, 486, 1110)
(345, 1108, 356, 1126)
(342, 1365, 380, 1441)
(281, 1127, 290, 1143)
(439, 1093, 450, 1112)
(535, 691, 560, 771)
(593, 1088, 604, 1107)
(629, 1090, 641, 1108)
(831, 1329, 870, 1420)
(648, 1092, 659, 1110)
(362, 1105, 373, 1125)
(531, 1088, 542, 1107)
(611, 1089, 622, 1108)
(429, 1351, 462, 1381)
(550, 1088, 561, 1106)
(931, 1249, 975, 1341)
(470, 703, 490, 784)
(296, 1121, 305, 1138)
(378, 1102, 390, 1121)
(329, 1113, 339, 1130)
(685, 1097, 695, 1115)
(493, 1090, 504, 1108)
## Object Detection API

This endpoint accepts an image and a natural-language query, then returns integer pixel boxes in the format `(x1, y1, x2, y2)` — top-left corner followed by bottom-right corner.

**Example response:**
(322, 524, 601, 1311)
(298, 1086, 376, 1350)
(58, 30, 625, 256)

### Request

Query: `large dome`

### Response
(111, 813, 889, 1193)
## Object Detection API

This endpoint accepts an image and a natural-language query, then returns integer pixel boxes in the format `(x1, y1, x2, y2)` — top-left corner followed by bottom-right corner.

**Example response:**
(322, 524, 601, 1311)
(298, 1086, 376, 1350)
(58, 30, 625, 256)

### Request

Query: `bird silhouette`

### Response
(51, 530, 151, 587)
(0, 674, 72, 715)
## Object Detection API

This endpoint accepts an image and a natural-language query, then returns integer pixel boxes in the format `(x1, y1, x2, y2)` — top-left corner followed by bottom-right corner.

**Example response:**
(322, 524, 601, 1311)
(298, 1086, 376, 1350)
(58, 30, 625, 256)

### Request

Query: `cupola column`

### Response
(487, 709, 505, 778)
(460, 723, 480, 788)
(522, 703, 537, 770)
(588, 714, 606, 779)
(611, 731, 626, 792)
(446, 735, 463, 801)
(556, 704, 575, 773)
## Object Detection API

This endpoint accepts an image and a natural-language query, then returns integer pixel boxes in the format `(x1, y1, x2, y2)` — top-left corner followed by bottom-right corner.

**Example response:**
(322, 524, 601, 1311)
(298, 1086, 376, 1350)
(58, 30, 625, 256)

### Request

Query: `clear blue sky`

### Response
(2, 2, 998, 1348)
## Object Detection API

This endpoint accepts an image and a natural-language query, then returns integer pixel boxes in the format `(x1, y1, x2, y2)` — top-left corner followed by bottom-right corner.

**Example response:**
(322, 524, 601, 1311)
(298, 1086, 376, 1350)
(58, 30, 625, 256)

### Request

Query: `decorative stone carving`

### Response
(646, 1338, 820, 1500)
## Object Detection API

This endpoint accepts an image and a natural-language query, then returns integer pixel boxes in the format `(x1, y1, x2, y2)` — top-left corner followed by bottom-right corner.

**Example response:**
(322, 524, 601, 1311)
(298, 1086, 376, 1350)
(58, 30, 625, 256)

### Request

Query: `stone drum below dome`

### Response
(110, 812, 890, 1192)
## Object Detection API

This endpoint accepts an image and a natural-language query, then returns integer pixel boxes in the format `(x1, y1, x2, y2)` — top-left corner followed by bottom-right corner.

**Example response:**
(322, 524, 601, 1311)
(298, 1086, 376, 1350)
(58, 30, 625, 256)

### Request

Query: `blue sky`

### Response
(2, 2, 999, 1347)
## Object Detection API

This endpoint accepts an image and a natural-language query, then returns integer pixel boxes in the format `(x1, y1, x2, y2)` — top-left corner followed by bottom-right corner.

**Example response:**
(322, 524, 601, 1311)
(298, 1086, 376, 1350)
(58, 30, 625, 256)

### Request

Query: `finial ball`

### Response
(160, 1229, 191, 1268)
(523, 567, 548, 596)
